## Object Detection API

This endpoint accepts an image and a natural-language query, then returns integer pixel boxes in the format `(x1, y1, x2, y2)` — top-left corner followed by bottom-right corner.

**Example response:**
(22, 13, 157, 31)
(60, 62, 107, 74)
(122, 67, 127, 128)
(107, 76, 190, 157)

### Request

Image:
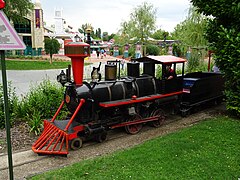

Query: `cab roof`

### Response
(135, 55, 187, 64)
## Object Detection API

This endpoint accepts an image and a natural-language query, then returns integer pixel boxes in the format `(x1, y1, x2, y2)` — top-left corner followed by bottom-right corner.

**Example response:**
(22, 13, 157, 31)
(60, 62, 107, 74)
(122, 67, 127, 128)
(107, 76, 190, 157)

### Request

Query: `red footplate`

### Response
(32, 120, 69, 155)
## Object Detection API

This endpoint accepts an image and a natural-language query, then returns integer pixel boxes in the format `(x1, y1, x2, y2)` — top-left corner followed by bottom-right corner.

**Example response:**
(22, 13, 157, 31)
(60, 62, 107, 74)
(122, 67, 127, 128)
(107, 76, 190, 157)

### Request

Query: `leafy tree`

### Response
(191, 0, 240, 116)
(3, 0, 34, 23)
(113, 33, 129, 48)
(152, 29, 170, 40)
(78, 24, 87, 35)
(171, 6, 208, 71)
(44, 38, 60, 64)
(108, 33, 116, 41)
(120, 2, 156, 44)
(96, 28, 102, 39)
(171, 6, 208, 48)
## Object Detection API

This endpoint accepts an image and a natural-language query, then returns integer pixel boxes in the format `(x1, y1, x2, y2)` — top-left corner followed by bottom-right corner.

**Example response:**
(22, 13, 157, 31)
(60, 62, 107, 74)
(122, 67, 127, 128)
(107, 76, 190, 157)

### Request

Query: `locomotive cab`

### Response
(133, 55, 186, 94)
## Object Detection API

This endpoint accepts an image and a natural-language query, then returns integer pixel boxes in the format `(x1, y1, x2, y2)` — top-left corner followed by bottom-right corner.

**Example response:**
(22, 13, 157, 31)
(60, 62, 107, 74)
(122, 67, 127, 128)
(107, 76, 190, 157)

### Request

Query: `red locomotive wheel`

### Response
(69, 137, 83, 150)
(150, 109, 166, 128)
(125, 114, 143, 134)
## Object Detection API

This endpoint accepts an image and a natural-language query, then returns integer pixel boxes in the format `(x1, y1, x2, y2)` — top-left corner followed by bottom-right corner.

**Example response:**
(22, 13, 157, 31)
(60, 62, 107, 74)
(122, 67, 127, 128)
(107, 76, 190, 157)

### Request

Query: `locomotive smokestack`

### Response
(64, 42, 90, 86)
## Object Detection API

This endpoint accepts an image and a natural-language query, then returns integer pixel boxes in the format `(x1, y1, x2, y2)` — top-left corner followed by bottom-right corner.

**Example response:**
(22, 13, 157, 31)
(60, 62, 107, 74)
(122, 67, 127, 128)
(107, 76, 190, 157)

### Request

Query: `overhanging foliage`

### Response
(191, 0, 240, 116)
(3, 0, 34, 23)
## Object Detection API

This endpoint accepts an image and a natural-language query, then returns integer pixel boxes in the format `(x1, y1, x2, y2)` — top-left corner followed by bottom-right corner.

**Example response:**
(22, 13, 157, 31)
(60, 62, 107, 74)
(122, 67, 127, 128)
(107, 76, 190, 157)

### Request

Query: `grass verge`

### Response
(5, 60, 90, 70)
(30, 117, 240, 180)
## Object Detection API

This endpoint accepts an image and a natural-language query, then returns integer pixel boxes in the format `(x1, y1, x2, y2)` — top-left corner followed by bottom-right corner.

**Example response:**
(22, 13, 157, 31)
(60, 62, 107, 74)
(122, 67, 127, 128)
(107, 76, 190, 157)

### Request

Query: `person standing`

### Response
(212, 63, 220, 72)
(120, 57, 125, 70)
(96, 49, 100, 59)
(101, 49, 104, 59)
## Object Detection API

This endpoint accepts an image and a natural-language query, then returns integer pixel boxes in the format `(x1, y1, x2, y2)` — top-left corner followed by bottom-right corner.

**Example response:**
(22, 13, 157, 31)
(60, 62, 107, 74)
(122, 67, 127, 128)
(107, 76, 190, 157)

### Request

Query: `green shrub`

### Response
(191, 0, 240, 117)
(0, 82, 18, 129)
(186, 52, 200, 72)
(16, 79, 68, 133)
(146, 44, 160, 56)
(27, 110, 43, 135)
(128, 46, 135, 58)
(160, 47, 168, 55)
(155, 64, 162, 79)
(172, 43, 182, 57)
(215, 27, 240, 117)
(0, 79, 69, 133)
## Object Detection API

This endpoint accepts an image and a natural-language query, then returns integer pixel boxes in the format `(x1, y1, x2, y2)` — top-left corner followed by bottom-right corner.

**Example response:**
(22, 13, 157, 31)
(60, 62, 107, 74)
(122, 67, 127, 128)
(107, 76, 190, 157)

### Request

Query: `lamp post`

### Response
(85, 24, 92, 45)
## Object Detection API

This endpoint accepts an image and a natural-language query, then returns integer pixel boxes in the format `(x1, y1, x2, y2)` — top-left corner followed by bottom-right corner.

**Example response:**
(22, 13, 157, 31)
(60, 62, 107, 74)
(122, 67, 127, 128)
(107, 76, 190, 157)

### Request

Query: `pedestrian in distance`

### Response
(101, 49, 104, 59)
(120, 57, 125, 70)
(96, 49, 100, 59)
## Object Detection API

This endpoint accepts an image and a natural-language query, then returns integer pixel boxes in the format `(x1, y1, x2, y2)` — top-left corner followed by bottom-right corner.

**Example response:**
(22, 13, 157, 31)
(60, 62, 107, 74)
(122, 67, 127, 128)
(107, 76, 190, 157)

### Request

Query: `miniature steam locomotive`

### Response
(32, 43, 224, 156)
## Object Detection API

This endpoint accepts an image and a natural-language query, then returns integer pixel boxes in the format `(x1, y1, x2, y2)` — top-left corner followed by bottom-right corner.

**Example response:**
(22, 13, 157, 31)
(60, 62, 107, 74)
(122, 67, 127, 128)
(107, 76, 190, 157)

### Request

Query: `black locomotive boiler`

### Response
(32, 55, 224, 156)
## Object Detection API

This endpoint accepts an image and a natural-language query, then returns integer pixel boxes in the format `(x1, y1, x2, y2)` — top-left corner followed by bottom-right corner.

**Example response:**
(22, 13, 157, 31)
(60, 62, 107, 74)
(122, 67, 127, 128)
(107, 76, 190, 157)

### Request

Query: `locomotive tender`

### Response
(32, 43, 224, 156)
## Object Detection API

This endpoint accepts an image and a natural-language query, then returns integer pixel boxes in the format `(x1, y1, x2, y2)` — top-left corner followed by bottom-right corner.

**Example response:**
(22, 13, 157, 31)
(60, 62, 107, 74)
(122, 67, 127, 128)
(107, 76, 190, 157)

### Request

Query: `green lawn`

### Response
(4, 60, 91, 70)
(30, 117, 240, 180)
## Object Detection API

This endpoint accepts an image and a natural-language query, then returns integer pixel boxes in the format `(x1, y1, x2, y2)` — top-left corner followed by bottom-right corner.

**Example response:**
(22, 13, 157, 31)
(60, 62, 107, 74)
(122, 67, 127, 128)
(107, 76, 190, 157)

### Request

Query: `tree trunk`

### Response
(50, 54, 53, 64)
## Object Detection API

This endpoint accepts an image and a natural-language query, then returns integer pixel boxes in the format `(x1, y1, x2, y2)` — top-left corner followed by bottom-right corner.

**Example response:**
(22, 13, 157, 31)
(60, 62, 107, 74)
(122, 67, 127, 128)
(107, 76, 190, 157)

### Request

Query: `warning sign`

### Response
(0, 10, 26, 50)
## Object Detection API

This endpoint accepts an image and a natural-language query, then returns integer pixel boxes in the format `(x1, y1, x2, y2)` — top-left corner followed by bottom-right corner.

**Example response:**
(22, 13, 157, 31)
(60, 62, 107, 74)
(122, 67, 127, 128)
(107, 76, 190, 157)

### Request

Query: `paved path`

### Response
(0, 62, 107, 97)
(0, 69, 62, 97)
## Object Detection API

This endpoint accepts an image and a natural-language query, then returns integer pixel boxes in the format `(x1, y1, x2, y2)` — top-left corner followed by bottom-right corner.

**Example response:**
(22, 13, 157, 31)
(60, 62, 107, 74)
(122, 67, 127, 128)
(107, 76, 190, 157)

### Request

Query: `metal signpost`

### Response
(0, 1, 26, 179)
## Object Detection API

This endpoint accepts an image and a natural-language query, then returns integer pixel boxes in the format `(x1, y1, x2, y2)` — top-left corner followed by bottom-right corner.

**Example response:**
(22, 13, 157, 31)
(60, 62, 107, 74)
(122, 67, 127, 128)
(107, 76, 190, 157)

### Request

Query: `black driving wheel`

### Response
(95, 132, 107, 143)
(70, 137, 83, 150)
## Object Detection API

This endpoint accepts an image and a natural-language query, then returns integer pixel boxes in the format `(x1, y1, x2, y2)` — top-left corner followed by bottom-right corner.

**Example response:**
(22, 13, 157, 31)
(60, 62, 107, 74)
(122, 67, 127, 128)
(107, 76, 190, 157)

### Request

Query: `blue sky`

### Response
(36, 0, 191, 33)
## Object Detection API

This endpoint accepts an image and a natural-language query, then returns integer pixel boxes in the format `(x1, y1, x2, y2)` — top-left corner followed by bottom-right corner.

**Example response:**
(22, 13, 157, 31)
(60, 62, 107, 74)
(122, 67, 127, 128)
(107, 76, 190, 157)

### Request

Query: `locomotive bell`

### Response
(64, 42, 90, 86)
(57, 70, 67, 86)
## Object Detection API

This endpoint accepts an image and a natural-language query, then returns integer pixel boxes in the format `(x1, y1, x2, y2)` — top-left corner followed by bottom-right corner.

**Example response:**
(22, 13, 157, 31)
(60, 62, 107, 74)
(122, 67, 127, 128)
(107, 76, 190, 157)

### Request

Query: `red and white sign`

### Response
(0, 10, 26, 50)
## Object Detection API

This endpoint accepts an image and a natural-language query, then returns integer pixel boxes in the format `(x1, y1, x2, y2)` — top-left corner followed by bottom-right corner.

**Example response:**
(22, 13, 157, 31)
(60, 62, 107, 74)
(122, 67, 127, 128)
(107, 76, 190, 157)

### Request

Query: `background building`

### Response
(13, 0, 44, 56)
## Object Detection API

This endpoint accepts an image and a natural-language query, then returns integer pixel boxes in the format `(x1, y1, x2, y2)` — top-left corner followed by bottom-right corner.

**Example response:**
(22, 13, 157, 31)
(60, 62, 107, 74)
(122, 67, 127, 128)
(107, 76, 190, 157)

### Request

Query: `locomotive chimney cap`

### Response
(64, 42, 90, 57)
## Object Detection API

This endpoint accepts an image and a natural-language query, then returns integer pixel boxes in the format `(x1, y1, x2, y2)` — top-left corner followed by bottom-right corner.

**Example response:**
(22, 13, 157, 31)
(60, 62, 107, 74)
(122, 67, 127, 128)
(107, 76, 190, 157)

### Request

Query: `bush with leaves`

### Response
(172, 43, 182, 57)
(146, 44, 160, 56)
(214, 27, 240, 116)
(0, 82, 18, 129)
(27, 110, 43, 135)
(17, 79, 68, 134)
(128, 46, 135, 58)
(191, 0, 240, 117)
(155, 65, 162, 79)
(186, 52, 200, 72)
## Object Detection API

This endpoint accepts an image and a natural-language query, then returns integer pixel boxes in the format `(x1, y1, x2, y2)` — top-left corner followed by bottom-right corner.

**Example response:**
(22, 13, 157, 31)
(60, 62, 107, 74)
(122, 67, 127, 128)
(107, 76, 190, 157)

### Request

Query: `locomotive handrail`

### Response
(64, 98, 85, 131)
(99, 91, 183, 108)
